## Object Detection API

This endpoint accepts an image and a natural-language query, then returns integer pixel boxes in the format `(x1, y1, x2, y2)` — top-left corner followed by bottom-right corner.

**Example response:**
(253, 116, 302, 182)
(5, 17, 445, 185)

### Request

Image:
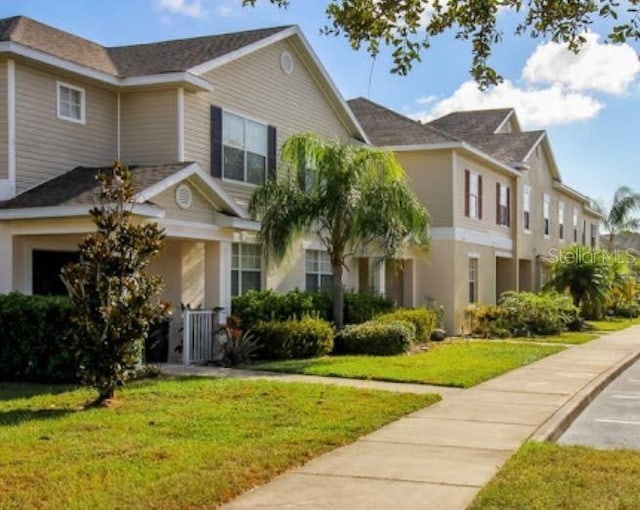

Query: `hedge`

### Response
(0, 293, 78, 382)
(376, 308, 437, 342)
(335, 320, 415, 356)
(251, 315, 334, 360)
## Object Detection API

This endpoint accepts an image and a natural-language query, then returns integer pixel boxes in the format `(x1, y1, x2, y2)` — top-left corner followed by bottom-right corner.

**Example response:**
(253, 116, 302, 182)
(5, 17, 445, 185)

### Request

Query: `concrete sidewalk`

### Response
(217, 326, 640, 510)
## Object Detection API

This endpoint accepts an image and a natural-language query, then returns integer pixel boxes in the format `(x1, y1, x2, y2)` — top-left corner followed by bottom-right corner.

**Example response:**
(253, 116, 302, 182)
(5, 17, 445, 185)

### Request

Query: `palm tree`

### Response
(601, 186, 640, 248)
(249, 133, 430, 328)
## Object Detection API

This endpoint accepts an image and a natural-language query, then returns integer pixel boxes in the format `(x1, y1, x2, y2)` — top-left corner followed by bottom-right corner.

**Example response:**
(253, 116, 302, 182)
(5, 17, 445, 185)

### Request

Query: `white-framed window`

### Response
(543, 194, 550, 237)
(523, 185, 531, 232)
(573, 208, 579, 243)
(56, 82, 85, 124)
(223, 111, 268, 185)
(497, 183, 510, 226)
(468, 257, 478, 303)
(305, 250, 332, 293)
(231, 243, 262, 296)
(558, 201, 565, 241)
(464, 170, 482, 219)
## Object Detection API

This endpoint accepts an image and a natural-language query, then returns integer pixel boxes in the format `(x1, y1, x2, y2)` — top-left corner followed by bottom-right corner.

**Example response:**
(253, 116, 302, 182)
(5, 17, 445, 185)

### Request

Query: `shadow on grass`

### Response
(0, 382, 78, 401)
(0, 407, 78, 426)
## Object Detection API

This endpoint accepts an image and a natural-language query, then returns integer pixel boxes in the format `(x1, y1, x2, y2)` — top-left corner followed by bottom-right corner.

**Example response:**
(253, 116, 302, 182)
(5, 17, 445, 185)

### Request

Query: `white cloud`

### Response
(158, 0, 203, 17)
(523, 33, 640, 94)
(413, 80, 603, 129)
(215, 0, 242, 17)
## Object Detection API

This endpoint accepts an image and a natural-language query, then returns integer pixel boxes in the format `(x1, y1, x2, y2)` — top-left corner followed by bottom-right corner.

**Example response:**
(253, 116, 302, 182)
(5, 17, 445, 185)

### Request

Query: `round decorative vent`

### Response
(280, 51, 294, 75)
(175, 184, 193, 210)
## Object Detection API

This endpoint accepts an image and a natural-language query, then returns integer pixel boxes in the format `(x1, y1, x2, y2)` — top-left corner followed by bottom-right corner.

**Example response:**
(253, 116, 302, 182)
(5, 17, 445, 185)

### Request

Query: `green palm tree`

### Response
(602, 186, 640, 247)
(249, 133, 430, 328)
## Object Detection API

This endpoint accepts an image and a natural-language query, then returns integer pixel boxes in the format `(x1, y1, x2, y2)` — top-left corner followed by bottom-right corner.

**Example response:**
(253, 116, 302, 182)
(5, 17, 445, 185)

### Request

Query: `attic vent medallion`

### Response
(280, 51, 294, 75)
(175, 184, 193, 210)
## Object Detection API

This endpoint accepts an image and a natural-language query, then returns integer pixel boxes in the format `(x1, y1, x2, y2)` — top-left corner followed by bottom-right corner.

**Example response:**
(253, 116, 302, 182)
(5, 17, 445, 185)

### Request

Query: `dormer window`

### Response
(57, 82, 85, 124)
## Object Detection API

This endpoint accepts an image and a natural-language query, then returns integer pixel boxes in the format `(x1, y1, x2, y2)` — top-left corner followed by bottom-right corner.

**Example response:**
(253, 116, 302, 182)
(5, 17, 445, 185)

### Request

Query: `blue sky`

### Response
(3, 0, 639, 208)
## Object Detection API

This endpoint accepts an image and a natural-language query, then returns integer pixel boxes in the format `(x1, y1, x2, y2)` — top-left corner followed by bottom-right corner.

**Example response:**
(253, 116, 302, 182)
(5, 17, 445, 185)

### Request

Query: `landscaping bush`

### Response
(376, 308, 437, 342)
(335, 320, 415, 355)
(498, 291, 581, 336)
(465, 303, 508, 338)
(612, 301, 640, 318)
(232, 289, 395, 330)
(0, 293, 78, 382)
(252, 316, 334, 360)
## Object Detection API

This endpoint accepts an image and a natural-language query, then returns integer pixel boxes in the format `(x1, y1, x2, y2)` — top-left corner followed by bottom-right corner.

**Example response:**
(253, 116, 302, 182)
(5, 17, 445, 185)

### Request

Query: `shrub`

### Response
(232, 289, 395, 330)
(252, 316, 334, 360)
(612, 302, 640, 318)
(464, 303, 504, 338)
(336, 320, 415, 356)
(0, 293, 78, 383)
(498, 291, 580, 336)
(376, 308, 437, 342)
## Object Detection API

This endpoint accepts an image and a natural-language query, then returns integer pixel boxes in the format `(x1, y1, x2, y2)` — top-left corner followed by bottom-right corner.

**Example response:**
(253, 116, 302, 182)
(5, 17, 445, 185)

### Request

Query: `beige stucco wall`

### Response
(0, 60, 7, 180)
(14, 63, 118, 193)
(184, 38, 355, 206)
(396, 150, 453, 227)
(120, 89, 178, 165)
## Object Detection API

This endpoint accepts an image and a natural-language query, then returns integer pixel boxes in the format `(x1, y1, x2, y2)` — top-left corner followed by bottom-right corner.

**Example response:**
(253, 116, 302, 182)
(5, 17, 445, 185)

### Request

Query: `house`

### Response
(349, 98, 602, 332)
(0, 15, 601, 355)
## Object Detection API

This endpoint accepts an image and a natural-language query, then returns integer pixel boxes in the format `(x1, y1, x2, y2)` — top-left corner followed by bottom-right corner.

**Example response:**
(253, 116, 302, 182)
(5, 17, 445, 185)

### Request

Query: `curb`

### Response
(531, 347, 640, 442)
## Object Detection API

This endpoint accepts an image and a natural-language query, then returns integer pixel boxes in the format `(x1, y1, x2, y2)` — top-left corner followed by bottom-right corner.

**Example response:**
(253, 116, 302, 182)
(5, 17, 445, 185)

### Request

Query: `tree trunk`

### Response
(332, 261, 345, 329)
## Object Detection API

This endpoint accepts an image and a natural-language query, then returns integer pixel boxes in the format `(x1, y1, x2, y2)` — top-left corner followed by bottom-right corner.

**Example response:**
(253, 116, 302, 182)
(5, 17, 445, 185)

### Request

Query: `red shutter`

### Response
(478, 175, 483, 219)
(496, 183, 501, 225)
(464, 169, 470, 217)
(506, 186, 511, 226)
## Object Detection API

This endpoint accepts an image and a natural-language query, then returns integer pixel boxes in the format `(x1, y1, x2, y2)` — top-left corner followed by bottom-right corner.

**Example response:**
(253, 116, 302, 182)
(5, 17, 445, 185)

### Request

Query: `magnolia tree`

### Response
(62, 162, 169, 404)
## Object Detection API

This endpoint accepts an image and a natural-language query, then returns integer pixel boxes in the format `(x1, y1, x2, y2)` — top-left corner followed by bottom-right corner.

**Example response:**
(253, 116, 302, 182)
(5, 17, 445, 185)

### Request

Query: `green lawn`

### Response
(470, 441, 640, 509)
(251, 341, 564, 388)
(587, 317, 640, 332)
(0, 379, 437, 509)
(510, 331, 599, 345)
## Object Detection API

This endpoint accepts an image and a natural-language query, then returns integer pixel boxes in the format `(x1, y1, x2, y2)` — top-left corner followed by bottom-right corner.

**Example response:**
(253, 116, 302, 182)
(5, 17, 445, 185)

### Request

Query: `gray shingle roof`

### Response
(0, 15, 292, 77)
(428, 108, 514, 136)
(348, 97, 459, 146)
(461, 132, 545, 164)
(0, 163, 192, 209)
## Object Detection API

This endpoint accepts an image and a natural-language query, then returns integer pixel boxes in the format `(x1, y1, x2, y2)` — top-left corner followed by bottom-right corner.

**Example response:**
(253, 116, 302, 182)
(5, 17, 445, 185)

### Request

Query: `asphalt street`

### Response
(559, 358, 640, 449)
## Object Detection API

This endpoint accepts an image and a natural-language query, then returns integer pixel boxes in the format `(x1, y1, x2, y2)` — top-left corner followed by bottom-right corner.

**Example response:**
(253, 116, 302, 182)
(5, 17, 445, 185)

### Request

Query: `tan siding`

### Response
(14, 63, 117, 193)
(184, 38, 353, 204)
(396, 150, 453, 227)
(121, 89, 178, 165)
(153, 179, 216, 225)
(0, 61, 7, 179)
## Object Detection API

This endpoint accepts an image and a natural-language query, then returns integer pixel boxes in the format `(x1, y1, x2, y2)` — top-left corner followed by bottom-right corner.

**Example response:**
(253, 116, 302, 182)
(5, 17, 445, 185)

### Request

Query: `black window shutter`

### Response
(267, 125, 277, 181)
(210, 106, 223, 178)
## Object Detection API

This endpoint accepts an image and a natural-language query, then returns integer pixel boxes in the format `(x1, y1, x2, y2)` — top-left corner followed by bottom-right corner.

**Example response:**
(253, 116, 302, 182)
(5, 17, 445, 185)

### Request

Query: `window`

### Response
(590, 223, 597, 248)
(497, 183, 510, 226)
(543, 194, 550, 237)
(573, 209, 579, 243)
(468, 257, 478, 303)
(57, 82, 85, 123)
(464, 170, 482, 219)
(582, 220, 587, 245)
(223, 112, 268, 185)
(523, 185, 531, 231)
(231, 243, 262, 296)
(558, 201, 565, 241)
(306, 250, 332, 292)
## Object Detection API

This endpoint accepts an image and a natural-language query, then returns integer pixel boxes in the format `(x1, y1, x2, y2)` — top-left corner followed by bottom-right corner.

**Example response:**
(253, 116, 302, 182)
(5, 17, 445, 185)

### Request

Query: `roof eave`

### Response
(0, 203, 164, 220)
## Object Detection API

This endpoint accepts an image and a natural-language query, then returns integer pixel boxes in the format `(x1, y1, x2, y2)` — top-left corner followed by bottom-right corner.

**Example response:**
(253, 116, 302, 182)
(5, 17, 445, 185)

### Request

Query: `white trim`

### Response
(521, 132, 547, 162)
(187, 26, 371, 144)
(430, 227, 513, 251)
(494, 109, 515, 134)
(0, 204, 164, 220)
(159, 219, 234, 242)
(468, 251, 480, 259)
(116, 91, 121, 160)
(553, 181, 591, 205)
(381, 142, 520, 177)
(543, 193, 551, 239)
(56, 81, 85, 124)
(6, 59, 15, 198)
(0, 42, 213, 92)
(214, 212, 260, 231)
(177, 87, 185, 161)
(522, 184, 531, 234)
(495, 251, 513, 259)
(135, 162, 247, 219)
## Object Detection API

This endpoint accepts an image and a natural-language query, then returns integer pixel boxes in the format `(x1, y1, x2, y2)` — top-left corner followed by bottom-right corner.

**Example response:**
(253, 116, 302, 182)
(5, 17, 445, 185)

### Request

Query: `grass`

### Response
(470, 441, 640, 509)
(509, 331, 599, 345)
(251, 341, 564, 388)
(0, 378, 438, 509)
(587, 316, 640, 332)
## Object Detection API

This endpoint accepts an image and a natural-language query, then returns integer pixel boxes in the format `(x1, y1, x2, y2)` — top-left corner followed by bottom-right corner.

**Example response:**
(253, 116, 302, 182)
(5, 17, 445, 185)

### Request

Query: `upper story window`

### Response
(464, 170, 482, 219)
(582, 220, 587, 245)
(573, 209, 579, 243)
(590, 223, 597, 248)
(306, 250, 332, 293)
(231, 243, 262, 297)
(468, 257, 478, 303)
(223, 112, 268, 185)
(496, 183, 510, 226)
(57, 82, 85, 124)
(558, 201, 565, 241)
(543, 194, 551, 237)
(523, 185, 531, 232)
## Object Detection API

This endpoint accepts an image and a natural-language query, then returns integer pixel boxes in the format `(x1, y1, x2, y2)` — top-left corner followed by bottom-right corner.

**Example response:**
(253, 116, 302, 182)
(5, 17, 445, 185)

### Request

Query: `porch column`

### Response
(0, 227, 13, 294)
(204, 241, 232, 320)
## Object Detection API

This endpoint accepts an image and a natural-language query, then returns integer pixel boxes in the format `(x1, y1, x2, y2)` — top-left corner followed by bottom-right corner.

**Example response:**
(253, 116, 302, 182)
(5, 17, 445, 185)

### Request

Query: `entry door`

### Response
(32, 250, 79, 295)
